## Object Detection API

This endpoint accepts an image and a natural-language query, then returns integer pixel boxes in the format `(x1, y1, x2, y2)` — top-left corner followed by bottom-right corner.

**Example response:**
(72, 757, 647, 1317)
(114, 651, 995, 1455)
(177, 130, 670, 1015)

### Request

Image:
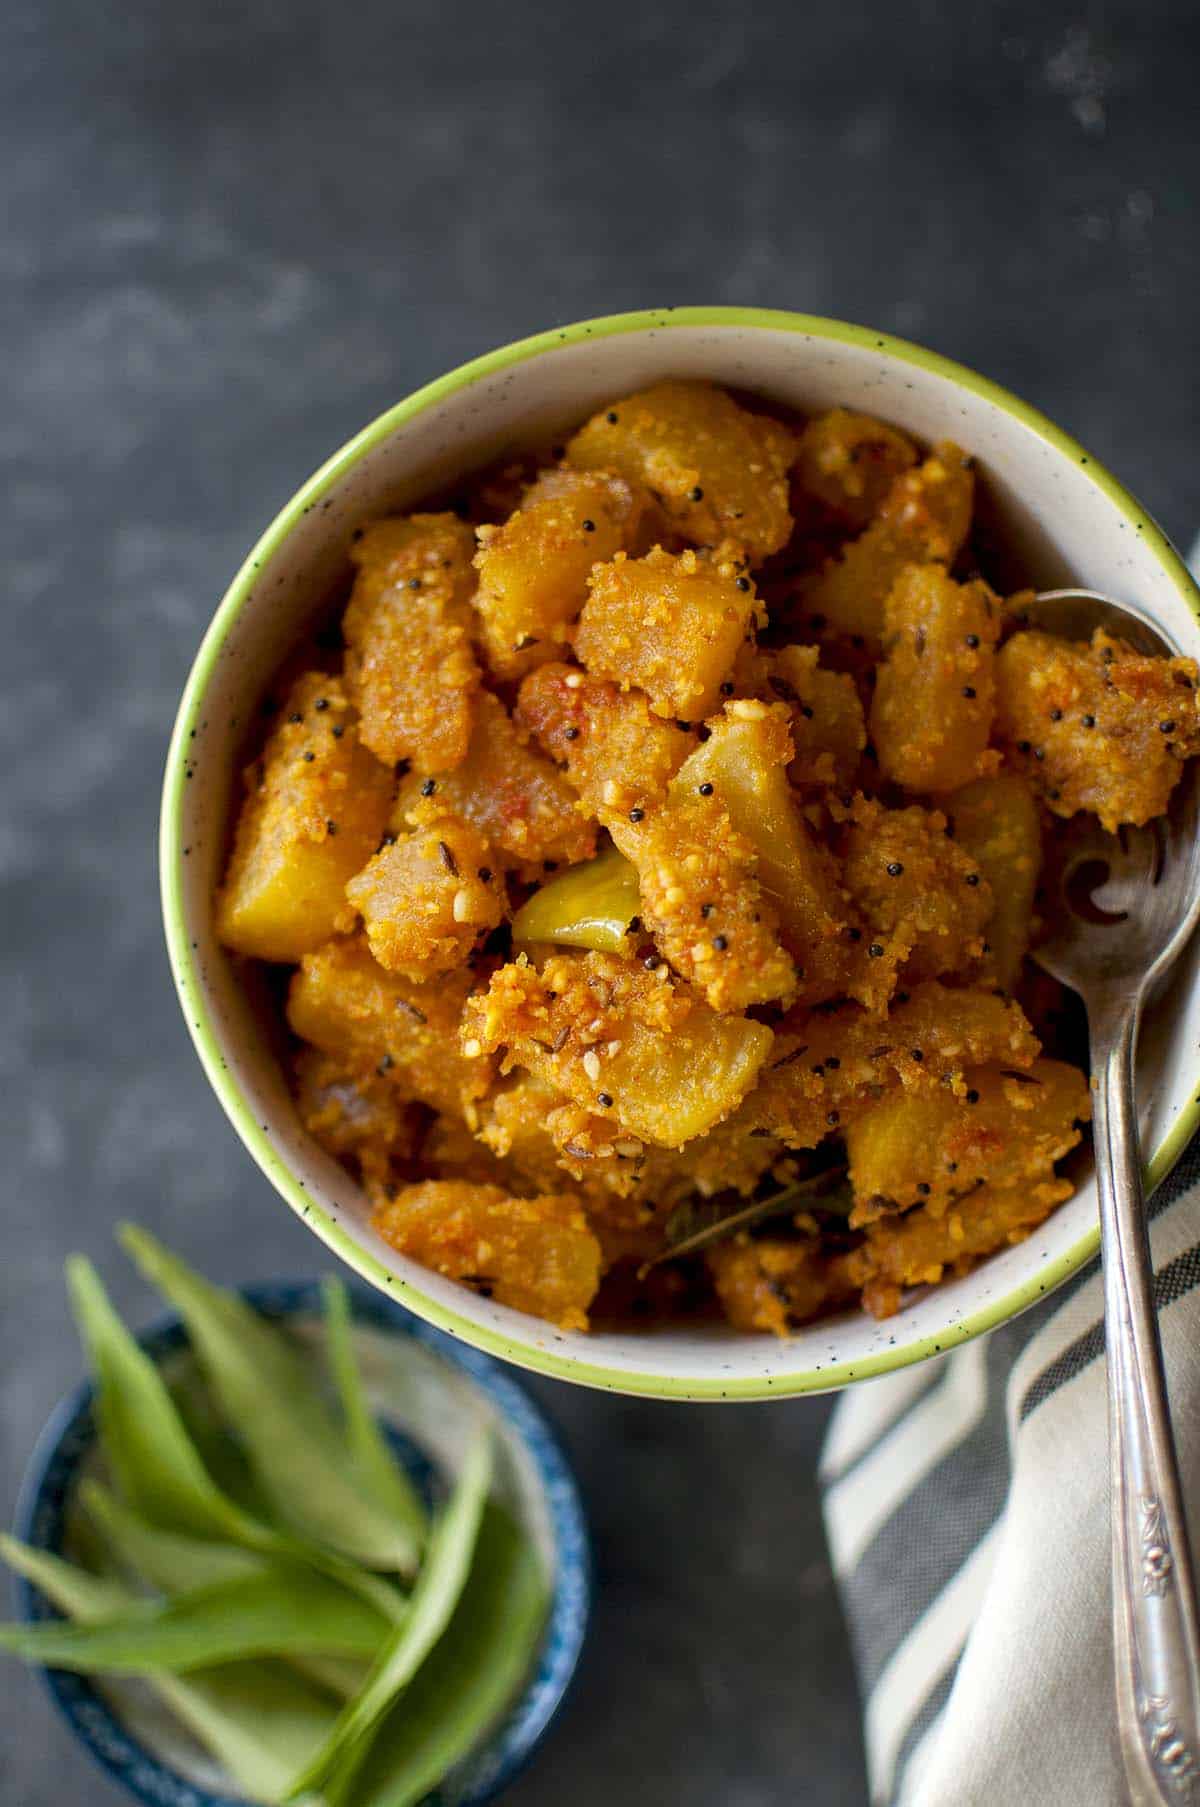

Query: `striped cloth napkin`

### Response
(822, 535, 1200, 1805)
(820, 1143, 1200, 1804)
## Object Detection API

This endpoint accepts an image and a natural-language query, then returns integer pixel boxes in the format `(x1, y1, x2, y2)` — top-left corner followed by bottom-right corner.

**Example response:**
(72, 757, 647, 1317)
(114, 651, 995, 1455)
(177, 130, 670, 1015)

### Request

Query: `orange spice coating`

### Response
(731, 643, 867, 789)
(473, 466, 646, 680)
(845, 1057, 1090, 1221)
(995, 628, 1200, 830)
(342, 514, 480, 773)
(847, 1176, 1074, 1319)
(286, 935, 495, 1121)
(747, 983, 1039, 1149)
(841, 798, 993, 983)
(945, 774, 1042, 992)
(370, 1180, 601, 1330)
(797, 441, 974, 644)
(392, 690, 595, 875)
(565, 380, 797, 562)
(462, 949, 773, 1149)
(793, 408, 919, 531)
(216, 673, 394, 963)
(574, 544, 760, 721)
(345, 813, 504, 978)
(871, 564, 1002, 792)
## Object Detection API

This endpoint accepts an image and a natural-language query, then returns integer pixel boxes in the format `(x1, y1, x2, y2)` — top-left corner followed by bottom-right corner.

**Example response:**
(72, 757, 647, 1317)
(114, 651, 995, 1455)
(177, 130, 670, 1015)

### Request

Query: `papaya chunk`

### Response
(345, 814, 504, 978)
(216, 674, 394, 963)
(733, 644, 866, 789)
(472, 467, 645, 679)
(565, 380, 797, 561)
(342, 514, 479, 772)
(842, 798, 992, 982)
(286, 935, 494, 1120)
(517, 660, 695, 813)
(462, 950, 773, 1149)
(707, 1237, 859, 1336)
(392, 690, 595, 874)
(848, 1176, 1074, 1319)
(845, 1057, 1090, 1221)
(946, 775, 1042, 991)
(747, 983, 1039, 1149)
(793, 408, 919, 531)
(574, 545, 760, 720)
(871, 564, 1002, 792)
(797, 441, 974, 643)
(370, 1180, 601, 1330)
(995, 627, 1200, 830)
(293, 1047, 423, 1189)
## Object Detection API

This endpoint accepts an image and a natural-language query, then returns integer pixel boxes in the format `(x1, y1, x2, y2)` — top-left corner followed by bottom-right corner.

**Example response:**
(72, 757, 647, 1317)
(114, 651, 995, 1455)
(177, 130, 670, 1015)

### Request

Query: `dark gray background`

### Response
(3, 1, 1197, 1801)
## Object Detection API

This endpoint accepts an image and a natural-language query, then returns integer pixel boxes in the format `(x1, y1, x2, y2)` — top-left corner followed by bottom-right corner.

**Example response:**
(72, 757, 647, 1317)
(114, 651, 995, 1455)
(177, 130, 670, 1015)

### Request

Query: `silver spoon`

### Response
(1031, 586, 1200, 1804)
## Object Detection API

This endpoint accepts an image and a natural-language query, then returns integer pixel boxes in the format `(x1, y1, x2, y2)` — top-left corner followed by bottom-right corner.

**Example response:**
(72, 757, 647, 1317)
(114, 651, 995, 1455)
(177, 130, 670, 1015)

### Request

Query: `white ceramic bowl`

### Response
(161, 307, 1200, 1400)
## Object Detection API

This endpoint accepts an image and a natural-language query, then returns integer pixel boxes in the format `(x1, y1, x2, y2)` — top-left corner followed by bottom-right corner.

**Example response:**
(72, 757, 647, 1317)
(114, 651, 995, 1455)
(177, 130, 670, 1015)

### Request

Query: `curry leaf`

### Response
(0, 1568, 392, 1671)
(69, 1254, 408, 1628)
(338, 1502, 549, 1807)
(81, 1478, 268, 1592)
(120, 1227, 421, 1578)
(642, 1167, 852, 1270)
(284, 1426, 493, 1801)
(321, 1278, 427, 1554)
(0, 1534, 336, 1803)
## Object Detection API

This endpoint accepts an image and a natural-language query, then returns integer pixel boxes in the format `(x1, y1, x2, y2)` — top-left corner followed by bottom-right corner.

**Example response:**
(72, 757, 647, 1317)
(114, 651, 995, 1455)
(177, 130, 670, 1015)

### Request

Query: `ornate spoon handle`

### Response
(1094, 1001, 1200, 1804)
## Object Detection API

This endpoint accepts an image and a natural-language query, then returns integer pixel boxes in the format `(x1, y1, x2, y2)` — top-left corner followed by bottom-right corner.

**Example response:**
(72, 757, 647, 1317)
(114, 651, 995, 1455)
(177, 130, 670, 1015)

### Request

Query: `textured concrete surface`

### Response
(3, 1, 1198, 1800)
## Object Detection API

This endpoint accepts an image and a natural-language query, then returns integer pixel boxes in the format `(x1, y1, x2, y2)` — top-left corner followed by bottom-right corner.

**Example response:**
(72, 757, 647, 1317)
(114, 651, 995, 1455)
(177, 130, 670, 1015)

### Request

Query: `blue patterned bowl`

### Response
(12, 1279, 591, 1806)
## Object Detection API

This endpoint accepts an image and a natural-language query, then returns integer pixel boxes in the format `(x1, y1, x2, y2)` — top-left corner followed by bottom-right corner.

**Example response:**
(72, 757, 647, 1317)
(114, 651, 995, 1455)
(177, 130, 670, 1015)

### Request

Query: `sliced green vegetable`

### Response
(121, 1227, 421, 1578)
(321, 1278, 427, 1554)
(0, 1534, 337, 1804)
(336, 1503, 549, 1807)
(511, 845, 641, 953)
(284, 1427, 493, 1801)
(68, 1254, 407, 1628)
(0, 1567, 391, 1672)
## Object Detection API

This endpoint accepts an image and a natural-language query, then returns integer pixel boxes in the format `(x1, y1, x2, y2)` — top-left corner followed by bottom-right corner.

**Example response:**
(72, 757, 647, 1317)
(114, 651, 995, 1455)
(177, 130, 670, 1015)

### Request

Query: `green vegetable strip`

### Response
(0, 1568, 391, 1671)
(337, 1503, 550, 1807)
(321, 1278, 427, 1553)
(0, 1535, 337, 1805)
(284, 1427, 493, 1801)
(121, 1227, 420, 1578)
(69, 1253, 408, 1628)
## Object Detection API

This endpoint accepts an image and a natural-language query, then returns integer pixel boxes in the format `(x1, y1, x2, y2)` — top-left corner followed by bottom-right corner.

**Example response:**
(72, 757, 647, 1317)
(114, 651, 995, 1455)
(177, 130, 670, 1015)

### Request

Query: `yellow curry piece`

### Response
(215, 380, 1195, 1336)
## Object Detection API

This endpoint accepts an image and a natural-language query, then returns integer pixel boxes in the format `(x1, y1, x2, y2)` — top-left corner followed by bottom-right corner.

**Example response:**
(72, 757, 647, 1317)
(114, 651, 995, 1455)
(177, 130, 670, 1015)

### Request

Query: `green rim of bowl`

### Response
(160, 305, 1200, 1401)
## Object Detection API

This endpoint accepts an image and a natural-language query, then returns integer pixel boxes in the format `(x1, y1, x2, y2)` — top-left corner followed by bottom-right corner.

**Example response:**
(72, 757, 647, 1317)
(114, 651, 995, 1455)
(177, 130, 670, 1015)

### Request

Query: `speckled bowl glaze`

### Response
(14, 1280, 590, 1807)
(161, 307, 1200, 1400)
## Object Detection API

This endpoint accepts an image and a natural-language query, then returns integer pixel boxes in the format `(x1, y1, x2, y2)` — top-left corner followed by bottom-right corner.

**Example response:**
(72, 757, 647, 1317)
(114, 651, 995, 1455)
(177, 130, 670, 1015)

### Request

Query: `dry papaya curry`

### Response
(215, 383, 1200, 1336)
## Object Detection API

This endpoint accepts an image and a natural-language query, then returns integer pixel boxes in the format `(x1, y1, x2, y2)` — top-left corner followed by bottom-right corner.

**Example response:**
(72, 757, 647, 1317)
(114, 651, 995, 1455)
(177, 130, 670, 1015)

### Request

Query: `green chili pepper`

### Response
(511, 845, 641, 953)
